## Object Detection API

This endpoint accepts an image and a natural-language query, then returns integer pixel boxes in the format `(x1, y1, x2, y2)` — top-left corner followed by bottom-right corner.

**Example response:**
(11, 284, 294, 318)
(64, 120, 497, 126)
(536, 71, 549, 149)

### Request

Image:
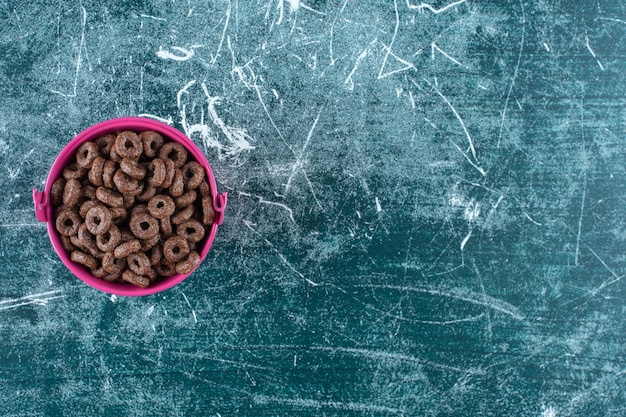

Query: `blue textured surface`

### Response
(0, 1, 625, 415)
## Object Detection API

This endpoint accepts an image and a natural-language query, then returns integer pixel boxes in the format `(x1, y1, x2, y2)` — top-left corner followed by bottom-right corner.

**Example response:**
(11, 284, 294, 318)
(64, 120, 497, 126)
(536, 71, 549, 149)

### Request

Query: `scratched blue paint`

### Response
(0, 0, 624, 415)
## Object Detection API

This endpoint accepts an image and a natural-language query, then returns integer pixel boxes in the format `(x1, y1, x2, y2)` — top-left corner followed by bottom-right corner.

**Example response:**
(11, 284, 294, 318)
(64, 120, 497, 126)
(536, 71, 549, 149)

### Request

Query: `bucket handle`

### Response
(213, 192, 227, 225)
(33, 188, 48, 222)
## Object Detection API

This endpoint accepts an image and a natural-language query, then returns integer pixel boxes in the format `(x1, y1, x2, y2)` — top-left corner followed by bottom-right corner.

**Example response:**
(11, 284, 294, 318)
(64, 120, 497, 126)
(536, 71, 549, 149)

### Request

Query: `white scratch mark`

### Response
(431, 42, 467, 68)
(361, 284, 525, 321)
(254, 84, 291, 149)
(433, 85, 483, 174)
(407, 0, 468, 14)
(0, 290, 65, 312)
(157, 46, 196, 61)
(309, 346, 477, 374)
(414, 313, 486, 325)
(201, 83, 255, 158)
(238, 192, 295, 223)
(344, 46, 370, 91)
(585, 36, 605, 71)
(523, 212, 542, 226)
(210, 1, 231, 66)
(586, 245, 623, 295)
(378, 0, 416, 79)
(109, 294, 117, 303)
(575, 173, 586, 266)
(137, 113, 173, 124)
(51, 7, 87, 97)
(451, 141, 486, 177)
(375, 197, 382, 213)
(181, 292, 198, 323)
(243, 220, 319, 286)
(460, 229, 472, 251)
(299, 2, 324, 15)
(177, 79, 196, 108)
(145, 305, 155, 317)
(498, 0, 525, 147)
(543, 42, 550, 52)
(140, 14, 166, 21)
(285, 109, 322, 192)
(254, 395, 404, 415)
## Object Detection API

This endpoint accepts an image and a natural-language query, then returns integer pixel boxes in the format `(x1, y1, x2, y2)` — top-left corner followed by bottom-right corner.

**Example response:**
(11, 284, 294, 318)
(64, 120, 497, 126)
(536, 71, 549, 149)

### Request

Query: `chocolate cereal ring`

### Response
(161, 158, 176, 188)
(76, 142, 99, 168)
(131, 204, 149, 218)
(50, 177, 66, 206)
(146, 158, 166, 187)
(63, 163, 87, 180)
(113, 239, 141, 258)
(136, 184, 156, 202)
(198, 178, 210, 197)
(159, 142, 188, 168)
(146, 268, 158, 282)
(122, 270, 150, 288)
(76, 223, 101, 257)
(129, 212, 159, 240)
(169, 168, 184, 197)
(55, 208, 81, 236)
(109, 145, 122, 162)
(201, 196, 215, 225)
(140, 233, 160, 251)
(172, 204, 194, 225)
(140, 130, 165, 158)
(154, 257, 176, 277)
(175, 190, 196, 208)
(177, 219, 205, 243)
(110, 207, 127, 225)
(120, 228, 135, 242)
(102, 251, 126, 274)
(102, 160, 117, 188)
(182, 161, 204, 190)
(160, 216, 173, 235)
(96, 187, 124, 207)
(91, 267, 107, 278)
(102, 272, 122, 282)
(127, 252, 151, 275)
(71, 250, 98, 270)
(96, 224, 121, 252)
(163, 236, 190, 262)
(148, 195, 175, 219)
(175, 251, 200, 275)
(62, 179, 82, 207)
(85, 205, 112, 235)
(79, 200, 97, 218)
(95, 134, 115, 156)
(114, 131, 143, 160)
(120, 158, 146, 180)
(113, 169, 142, 195)
(82, 184, 96, 199)
(149, 245, 163, 266)
(88, 156, 105, 186)
(61, 235, 78, 252)
(123, 195, 136, 209)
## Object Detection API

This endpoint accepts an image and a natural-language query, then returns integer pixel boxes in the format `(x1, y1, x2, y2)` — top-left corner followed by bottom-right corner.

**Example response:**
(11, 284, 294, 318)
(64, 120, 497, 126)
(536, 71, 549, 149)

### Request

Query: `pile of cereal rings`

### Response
(51, 130, 215, 288)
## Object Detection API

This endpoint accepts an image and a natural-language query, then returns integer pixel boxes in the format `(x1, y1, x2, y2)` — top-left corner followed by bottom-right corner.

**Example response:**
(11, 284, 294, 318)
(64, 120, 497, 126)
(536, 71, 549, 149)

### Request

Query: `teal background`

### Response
(1, 0, 625, 415)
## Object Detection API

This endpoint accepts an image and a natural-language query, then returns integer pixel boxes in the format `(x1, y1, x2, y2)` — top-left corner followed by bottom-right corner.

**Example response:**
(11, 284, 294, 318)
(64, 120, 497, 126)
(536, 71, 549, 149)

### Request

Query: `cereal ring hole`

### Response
(140, 221, 151, 231)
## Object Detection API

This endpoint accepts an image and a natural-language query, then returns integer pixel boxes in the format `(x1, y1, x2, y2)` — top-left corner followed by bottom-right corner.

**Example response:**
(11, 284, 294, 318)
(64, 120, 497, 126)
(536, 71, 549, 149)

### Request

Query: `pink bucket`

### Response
(32, 117, 227, 296)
